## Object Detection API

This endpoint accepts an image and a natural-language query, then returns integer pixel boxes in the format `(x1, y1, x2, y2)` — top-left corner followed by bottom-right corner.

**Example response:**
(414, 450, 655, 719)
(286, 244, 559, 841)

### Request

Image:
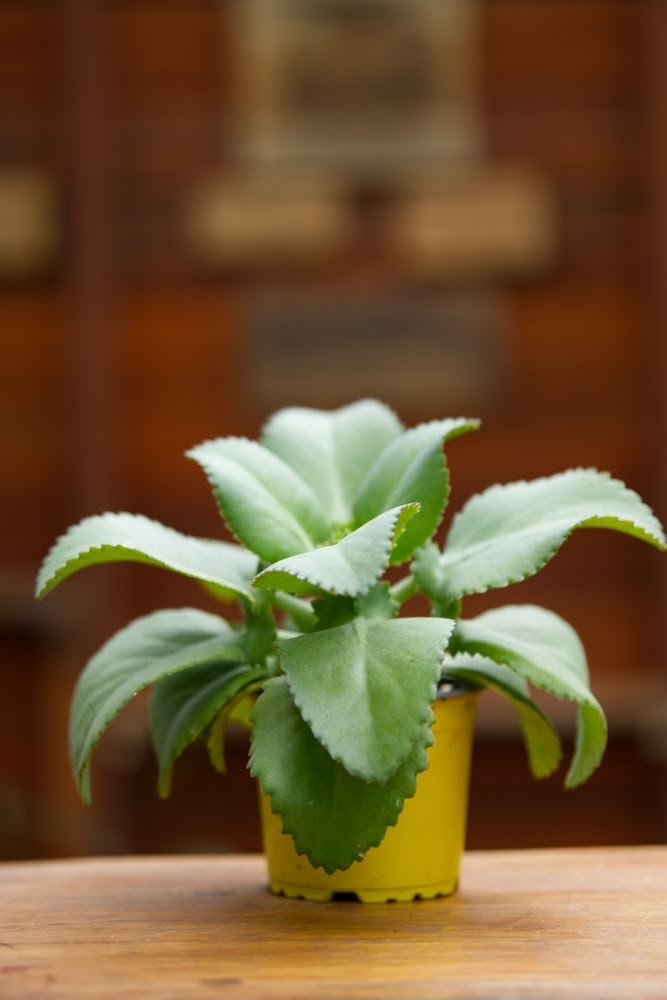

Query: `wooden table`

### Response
(1, 847, 665, 999)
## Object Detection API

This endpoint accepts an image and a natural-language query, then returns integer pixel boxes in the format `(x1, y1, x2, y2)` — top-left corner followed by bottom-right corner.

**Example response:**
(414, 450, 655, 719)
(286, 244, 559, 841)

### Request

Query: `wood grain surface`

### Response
(1, 847, 665, 999)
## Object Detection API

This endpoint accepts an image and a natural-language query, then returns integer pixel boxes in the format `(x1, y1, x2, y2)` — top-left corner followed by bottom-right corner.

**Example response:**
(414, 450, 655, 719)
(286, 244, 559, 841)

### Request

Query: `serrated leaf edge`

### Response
(35, 512, 257, 602)
(430, 468, 666, 600)
(187, 437, 326, 558)
(253, 504, 419, 598)
(279, 617, 449, 783)
(71, 608, 243, 803)
(250, 704, 434, 871)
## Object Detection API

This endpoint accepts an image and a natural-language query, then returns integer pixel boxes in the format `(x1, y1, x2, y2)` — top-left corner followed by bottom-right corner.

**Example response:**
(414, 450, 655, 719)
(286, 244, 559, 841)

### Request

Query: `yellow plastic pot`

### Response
(259, 685, 479, 902)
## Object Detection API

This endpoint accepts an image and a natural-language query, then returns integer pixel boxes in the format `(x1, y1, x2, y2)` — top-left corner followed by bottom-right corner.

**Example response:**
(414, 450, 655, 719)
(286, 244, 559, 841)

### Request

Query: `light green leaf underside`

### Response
(261, 399, 403, 525)
(415, 469, 666, 602)
(253, 504, 420, 598)
(573, 703, 609, 793)
(69, 609, 244, 803)
(443, 653, 562, 780)
(249, 676, 433, 873)
(203, 687, 258, 776)
(354, 417, 480, 564)
(278, 615, 454, 783)
(150, 660, 264, 797)
(188, 437, 330, 563)
(452, 604, 606, 786)
(35, 513, 259, 602)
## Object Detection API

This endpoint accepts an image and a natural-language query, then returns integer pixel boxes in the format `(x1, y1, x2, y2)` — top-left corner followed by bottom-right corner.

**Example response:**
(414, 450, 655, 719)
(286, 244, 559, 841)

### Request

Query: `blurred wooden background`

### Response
(2, 1, 666, 860)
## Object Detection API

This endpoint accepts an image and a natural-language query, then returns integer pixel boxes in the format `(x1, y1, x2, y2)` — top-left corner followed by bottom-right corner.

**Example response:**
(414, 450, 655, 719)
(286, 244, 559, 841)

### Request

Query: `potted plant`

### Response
(36, 399, 665, 901)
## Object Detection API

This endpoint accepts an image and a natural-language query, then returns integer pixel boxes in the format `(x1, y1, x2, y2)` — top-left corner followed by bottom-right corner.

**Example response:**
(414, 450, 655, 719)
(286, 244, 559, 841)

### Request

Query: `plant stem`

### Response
(272, 592, 317, 632)
(389, 574, 418, 605)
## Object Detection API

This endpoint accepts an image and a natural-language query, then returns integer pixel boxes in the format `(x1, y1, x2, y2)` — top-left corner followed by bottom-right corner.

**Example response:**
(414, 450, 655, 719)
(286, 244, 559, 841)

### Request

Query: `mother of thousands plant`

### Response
(36, 400, 665, 873)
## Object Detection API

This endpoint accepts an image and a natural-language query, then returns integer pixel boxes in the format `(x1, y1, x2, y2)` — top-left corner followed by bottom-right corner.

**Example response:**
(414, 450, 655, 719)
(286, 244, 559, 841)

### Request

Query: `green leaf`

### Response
(451, 605, 606, 786)
(35, 513, 259, 602)
(204, 710, 228, 775)
(354, 418, 480, 564)
(261, 399, 403, 525)
(443, 653, 562, 780)
(249, 677, 433, 872)
(415, 469, 666, 603)
(240, 596, 278, 667)
(312, 595, 356, 630)
(187, 437, 330, 562)
(277, 615, 454, 783)
(252, 504, 420, 597)
(150, 660, 264, 797)
(573, 702, 609, 791)
(69, 608, 245, 803)
(311, 583, 399, 631)
(201, 688, 258, 775)
(354, 581, 400, 620)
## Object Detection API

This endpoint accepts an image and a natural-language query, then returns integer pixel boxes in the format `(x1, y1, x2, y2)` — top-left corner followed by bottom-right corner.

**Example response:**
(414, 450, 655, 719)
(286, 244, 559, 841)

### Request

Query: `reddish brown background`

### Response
(2, 1, 666, 859)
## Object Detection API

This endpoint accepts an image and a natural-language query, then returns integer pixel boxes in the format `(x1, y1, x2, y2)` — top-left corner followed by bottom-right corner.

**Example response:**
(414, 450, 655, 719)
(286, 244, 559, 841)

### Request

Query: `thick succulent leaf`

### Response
(69, 609, 244, 803)
(277, 615, 454, 783)
(443, 652, 562, 780)
(249, 677, 433, 872)
(355, 581, 401, 620)
(354, 418, 480, 564)
(312, 595, 356, 630)
(311, 583, 399, 631)
(252, 504, 419, 598)
(261, 399, 403, 525)
(35, 513, 259, 601)
(187, 437, 330, 562)
(150, 660, 264, 797)
(415, 469, 666, 602)
(573, 702, 609, 792)
(202, 686, 259, 774)
(451, 605, 606, 786)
